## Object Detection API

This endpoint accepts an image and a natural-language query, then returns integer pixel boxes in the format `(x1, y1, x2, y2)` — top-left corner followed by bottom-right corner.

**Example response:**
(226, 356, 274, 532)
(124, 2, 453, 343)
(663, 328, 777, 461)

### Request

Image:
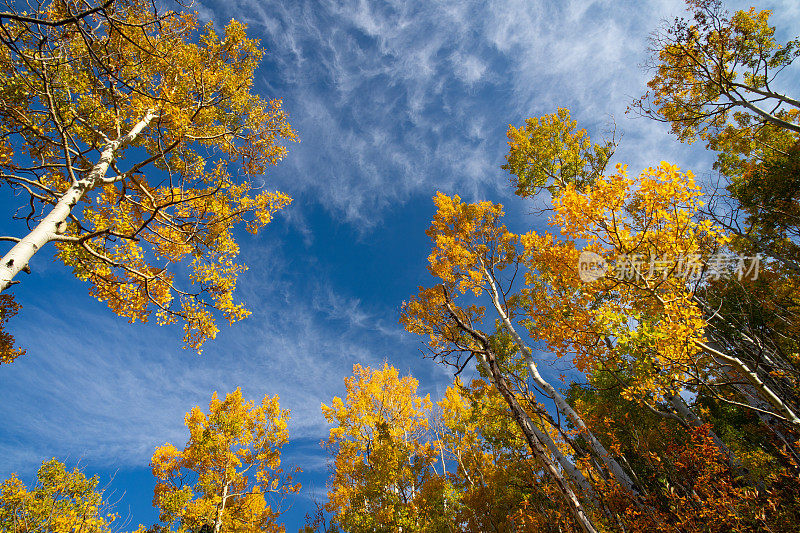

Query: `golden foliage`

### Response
(151, 388, 299, 532)
(635, 1, 800, 171)
(404, 161, 729, 403)
(321, 363, 440, 531)
(522, 163, 728, 399)
(0, 0, 297, 351)
(0, 294, 25, 365)
(504, 108, 615, 197)
(0, 458, 117, 533)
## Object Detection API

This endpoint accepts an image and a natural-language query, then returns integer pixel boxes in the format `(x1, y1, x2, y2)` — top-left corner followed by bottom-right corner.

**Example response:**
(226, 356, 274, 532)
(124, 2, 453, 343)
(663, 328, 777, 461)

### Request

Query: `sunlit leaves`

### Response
(0, 0, 297, 352)
(0, 458, 117, 533)
(408, 156, 728, 404)
(321, 363, 441, 532)
(426, 192, 518, 294)
(635, 1, 800, 159)
(523, 163, 727, 399)
(504, 108, 615, 197)
(0, 294, 25, 365)
(151, 388, 299, 533)
(635, 0, 800, 434)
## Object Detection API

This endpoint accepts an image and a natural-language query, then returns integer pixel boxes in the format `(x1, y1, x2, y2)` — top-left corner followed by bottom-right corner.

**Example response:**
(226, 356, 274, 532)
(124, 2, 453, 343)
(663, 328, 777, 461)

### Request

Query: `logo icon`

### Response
(578, 251, 607, 282)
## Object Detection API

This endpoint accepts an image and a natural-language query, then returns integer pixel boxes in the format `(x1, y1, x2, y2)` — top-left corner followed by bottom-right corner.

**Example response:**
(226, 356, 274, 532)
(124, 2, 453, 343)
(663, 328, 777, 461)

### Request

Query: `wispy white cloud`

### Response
(451, 53, 487, 86)
(191, 0, 750, 228)
(0, 254, 441, 476)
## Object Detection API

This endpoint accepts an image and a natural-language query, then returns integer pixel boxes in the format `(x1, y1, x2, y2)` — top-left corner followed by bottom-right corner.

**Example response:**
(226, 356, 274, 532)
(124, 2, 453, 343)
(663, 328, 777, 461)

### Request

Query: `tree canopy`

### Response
(0, 0, 296, 354)
(0, 458, 117, 533)
(151, 389, 299, 533)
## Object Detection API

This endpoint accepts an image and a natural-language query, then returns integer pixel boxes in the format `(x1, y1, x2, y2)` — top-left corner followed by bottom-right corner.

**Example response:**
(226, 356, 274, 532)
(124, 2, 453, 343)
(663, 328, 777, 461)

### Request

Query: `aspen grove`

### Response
(2, 1, 800, 532)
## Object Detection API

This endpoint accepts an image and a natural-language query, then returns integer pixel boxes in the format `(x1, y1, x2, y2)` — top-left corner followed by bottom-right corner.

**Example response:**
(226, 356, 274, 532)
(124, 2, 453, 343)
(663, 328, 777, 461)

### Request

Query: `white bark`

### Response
(723, 365, 800, 460)
(476, 353, 599, 533)
(442, 293, 598, 531)
(722, 87, 800, 135)
(699, 341, 800, 428)
(0, 110, 157, 292)
(476, 358, 598, 503)
(481, 265, 639, 495)
(214, 480, 229, 533)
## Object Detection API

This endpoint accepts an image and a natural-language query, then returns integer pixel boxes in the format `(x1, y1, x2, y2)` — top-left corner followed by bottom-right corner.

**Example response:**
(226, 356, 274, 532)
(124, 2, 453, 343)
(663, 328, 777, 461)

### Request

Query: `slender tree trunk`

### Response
(478, 353, 599, 533)
(699, 341, 800, 428)
(481, 266, 639, 495)
(0, 110, 157, 292)
(214, 481, 228, 533)
(727, 372, 800, 463)
(721, 87, 800, 134)
(476, 358, 598, 502)
(520, 352, 639, 490)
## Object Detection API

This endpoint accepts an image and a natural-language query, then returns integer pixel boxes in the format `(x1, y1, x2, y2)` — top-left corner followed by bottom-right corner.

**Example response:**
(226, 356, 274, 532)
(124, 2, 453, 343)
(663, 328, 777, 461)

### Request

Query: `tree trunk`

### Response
(214, 481, 229, 533)
(699, 341, 800, 428)
(478, 353, 599, 533)
(0, 110, 157, 292)
(481, 266, 639, 495)
(476, 358, 598, 502)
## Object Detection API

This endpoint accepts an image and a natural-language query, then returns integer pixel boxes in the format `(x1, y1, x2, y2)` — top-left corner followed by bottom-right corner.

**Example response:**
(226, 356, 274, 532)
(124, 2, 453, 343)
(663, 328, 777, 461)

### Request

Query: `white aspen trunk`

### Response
(214, 481, 228, 533)
(521, 352, 638, 490)
(0, 110, 157, 292)
(721, 87, 800, 134)
(480, 265, 638, 495)
(530, 416, 593, 494)
(699, 341, 800, 428)
(724, 367, 800, 462)
(476, 352, 599, 533)
(476, 358, 598, 502)
(439, 438, 447, 477)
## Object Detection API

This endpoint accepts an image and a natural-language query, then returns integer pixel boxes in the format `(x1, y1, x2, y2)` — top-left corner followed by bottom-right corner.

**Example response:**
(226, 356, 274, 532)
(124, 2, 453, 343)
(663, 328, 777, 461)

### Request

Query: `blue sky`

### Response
(2, 0, 799, 530)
